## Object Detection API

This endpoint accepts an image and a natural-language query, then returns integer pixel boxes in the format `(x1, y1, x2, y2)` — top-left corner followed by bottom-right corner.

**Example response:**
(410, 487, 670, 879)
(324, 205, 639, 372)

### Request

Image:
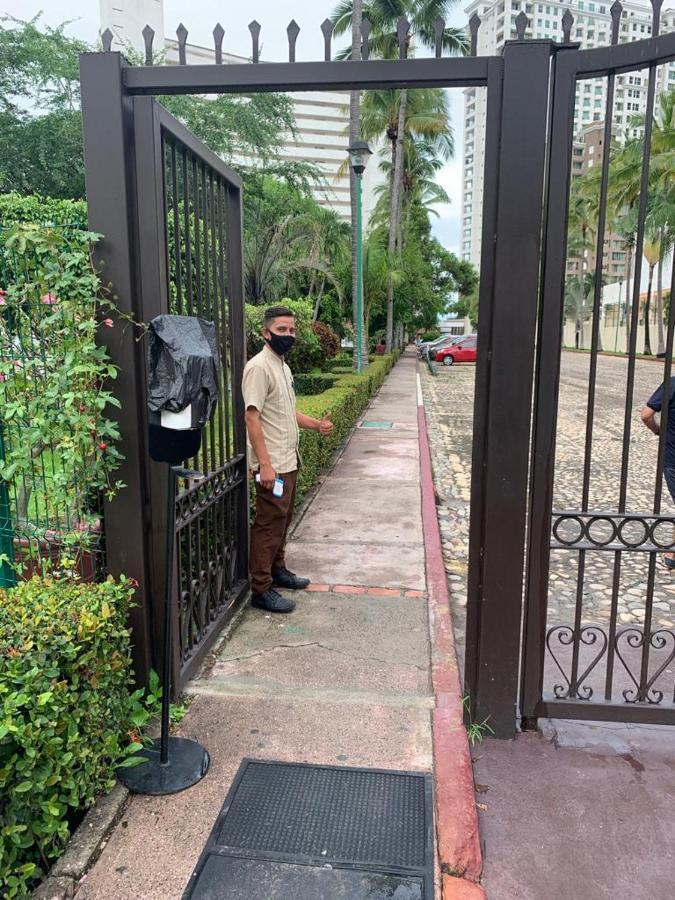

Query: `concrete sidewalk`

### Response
(75, 352, 477, 900)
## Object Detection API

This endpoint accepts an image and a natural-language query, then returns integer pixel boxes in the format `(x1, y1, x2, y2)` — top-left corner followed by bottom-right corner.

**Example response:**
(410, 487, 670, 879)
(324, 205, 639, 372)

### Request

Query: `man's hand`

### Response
(259, 462, 276, 490)
(318, 411, 334, 436)
(641, 405, 660, 436)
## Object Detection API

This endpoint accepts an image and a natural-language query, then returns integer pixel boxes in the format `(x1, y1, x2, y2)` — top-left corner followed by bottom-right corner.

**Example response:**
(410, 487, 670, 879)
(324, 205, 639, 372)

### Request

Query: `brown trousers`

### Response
(250, 470, 298, 595)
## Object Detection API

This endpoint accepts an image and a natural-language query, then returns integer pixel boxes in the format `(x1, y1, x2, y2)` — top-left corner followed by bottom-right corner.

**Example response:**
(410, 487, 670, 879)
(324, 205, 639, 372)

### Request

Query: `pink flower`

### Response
(0, 289, 6, 307)
(103, 318, 114, 328)
(41, 292, 58, 306)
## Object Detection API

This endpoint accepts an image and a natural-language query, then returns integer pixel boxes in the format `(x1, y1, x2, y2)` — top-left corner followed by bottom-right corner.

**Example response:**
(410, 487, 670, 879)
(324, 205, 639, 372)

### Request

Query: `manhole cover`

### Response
(183, 759, 433, 899)
(360, 420, 393, 429)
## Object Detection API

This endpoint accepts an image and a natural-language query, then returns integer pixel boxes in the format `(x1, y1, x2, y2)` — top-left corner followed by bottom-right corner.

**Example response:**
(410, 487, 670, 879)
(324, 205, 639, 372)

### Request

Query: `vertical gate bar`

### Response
(465, 43, 554, 738)
(131, 96, 182, 693)
(567, 65, 619, 698)
(465, 57, 503, 720)
(216, 179, 228, 467)
(520, 49, 579, 723)
(182, 147, 193, 316)
(79, 51, 153, 683)
(170, 140, 183, 314)
(226, 182, 250, 586)
(193, 157, 203, 318)
(619, 61, 658, 700)
(208, 172, 218, 474)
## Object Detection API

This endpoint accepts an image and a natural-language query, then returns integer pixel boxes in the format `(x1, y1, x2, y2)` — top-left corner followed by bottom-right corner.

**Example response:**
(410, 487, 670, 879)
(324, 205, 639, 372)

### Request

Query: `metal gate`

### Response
(522, 14, 675, 726)
(80, 5, 675, 730)
(80, 69, 248, 690)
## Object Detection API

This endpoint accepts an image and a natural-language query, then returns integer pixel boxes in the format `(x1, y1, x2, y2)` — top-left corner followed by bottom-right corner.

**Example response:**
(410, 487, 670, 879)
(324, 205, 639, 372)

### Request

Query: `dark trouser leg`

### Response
(272, 470, 298, 574)
(250, 470, 296, 595)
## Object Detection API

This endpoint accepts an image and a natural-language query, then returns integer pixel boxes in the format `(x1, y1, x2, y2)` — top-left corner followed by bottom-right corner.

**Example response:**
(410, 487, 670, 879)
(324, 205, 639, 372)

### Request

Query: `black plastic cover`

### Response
(147, 315, 220, 429)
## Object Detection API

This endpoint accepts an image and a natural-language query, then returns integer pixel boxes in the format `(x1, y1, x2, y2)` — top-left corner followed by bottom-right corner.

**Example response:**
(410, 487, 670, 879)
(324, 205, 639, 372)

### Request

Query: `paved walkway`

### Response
(76, 352, 476, 900)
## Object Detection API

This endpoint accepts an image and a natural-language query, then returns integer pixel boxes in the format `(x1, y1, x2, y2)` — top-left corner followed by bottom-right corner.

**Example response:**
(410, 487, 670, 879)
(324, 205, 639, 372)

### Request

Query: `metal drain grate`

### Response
(360, 420, 393, 429)
(183, 759, 433, 900)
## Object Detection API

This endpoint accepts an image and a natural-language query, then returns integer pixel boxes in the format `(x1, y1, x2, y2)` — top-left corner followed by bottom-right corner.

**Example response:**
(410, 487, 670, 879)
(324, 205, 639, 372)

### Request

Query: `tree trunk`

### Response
(385, 137, 398, 354)
(386, 89, 407, 353)
(643, 265, 654, 356)
(350, 0, 363, 369)
(656, 230, 665, 355)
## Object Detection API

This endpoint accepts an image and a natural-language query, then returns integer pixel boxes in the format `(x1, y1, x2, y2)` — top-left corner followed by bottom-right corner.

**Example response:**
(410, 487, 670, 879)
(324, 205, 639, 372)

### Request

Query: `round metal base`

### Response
(117, 737, 210, 795)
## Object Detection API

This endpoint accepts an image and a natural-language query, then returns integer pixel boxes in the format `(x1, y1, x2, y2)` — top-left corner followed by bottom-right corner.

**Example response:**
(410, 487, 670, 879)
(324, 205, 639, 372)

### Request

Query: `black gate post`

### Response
(465, 40, 554, 738)
(226, 184, 250, 585)
(80, 52, 154, 683)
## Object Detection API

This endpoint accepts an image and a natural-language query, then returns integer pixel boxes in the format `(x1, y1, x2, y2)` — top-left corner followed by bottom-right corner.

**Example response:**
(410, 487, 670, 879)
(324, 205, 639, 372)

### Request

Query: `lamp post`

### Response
(348, 139, 372, 374)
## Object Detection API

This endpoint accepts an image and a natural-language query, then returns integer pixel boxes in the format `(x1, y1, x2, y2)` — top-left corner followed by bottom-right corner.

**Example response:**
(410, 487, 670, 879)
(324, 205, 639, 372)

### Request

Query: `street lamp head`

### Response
(348, 139, 372, 176)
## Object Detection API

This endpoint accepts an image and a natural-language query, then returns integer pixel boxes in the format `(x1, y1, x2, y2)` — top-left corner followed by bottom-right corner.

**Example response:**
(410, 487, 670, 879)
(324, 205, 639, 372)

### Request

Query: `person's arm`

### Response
(296, 410, 334, 435)
(640, 405, 660, 436)
(242, 365, 276, 489)
(245, 407, 276, 488)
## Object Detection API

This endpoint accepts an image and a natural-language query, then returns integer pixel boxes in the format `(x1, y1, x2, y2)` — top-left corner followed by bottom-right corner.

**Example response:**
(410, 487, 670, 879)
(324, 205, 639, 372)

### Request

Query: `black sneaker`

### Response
(251, 588, 296, 613)
(273, 567, 311, 591)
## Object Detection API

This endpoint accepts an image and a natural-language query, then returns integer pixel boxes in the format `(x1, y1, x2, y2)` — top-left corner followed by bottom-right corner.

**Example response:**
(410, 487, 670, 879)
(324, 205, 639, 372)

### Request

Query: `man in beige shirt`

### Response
(243, 306, 334, 613)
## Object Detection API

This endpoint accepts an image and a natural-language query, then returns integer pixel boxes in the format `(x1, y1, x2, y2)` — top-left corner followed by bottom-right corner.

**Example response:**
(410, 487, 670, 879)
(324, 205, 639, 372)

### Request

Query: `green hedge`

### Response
(321, 354, 351, 372)
(329, 365, 356, 375)
(293, 372, 339, 396)
(295, 352, 400, 502)
(0, 575, 145, 897)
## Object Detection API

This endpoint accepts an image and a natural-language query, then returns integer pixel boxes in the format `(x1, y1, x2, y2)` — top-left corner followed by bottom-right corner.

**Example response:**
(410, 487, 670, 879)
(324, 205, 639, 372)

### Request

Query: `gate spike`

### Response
(287, 19, 300, 63)
(610, 2, 622, 44)
(249, 21, 261, 63)
(562, 9, 574, 43)
(469, 13, 481, 56)
(213, 23, 224, 64)
(433, 17, 445, 58)
(651, 0, 662, 36)
(101, 28, 113, 52)
(321, 18, 334, 61)
(397, 16, 410, 59)
(142, 25, 154, 65)
(515, 11, 529, 40)
(176, 23, 188, 65)
(361, 19, 371, 60)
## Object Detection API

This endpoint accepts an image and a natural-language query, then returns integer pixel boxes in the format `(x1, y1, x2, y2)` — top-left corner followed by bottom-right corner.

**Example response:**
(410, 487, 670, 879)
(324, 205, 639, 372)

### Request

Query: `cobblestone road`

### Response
(421, 351, 675, 693)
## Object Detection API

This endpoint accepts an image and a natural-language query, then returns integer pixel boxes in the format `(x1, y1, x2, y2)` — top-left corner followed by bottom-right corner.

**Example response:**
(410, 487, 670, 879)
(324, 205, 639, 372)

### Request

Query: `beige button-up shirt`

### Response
(242, 344, 299, 474)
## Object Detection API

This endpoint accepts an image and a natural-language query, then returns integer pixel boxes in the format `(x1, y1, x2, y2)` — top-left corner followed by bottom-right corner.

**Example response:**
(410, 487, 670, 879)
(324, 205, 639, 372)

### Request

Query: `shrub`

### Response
(0, 193, 87, 227)
(310, 321, 339, 361)
(321, 353, 351, 372)
(296, 352, 400, 503)
(330, 366, 355, 375)
(293, 372, 339, 396)
(245, 299, 321, 373)
(0, 575, 144, 897)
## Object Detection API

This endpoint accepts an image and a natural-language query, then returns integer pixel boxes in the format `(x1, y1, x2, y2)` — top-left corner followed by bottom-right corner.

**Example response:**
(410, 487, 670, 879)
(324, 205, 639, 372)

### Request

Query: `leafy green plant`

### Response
(462, 695, 495, 746)
(295, 352, 401, 503)
(0, 575, 141, 897)
(293, 372, 339, 396)
(0, 224, 124, 573)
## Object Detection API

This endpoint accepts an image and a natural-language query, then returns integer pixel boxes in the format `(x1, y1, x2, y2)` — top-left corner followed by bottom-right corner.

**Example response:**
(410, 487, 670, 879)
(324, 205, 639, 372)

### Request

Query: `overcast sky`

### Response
(3, 0, 468, 253)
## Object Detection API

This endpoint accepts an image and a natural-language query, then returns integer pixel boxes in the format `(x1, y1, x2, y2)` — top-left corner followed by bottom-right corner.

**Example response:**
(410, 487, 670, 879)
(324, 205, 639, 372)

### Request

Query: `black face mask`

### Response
(266, 332, 296, 356)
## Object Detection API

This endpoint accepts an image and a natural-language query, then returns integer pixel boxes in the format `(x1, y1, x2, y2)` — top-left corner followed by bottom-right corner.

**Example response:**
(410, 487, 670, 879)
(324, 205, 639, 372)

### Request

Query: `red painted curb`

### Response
(417, 394, 483, 886)
(443, 875, 488, 899)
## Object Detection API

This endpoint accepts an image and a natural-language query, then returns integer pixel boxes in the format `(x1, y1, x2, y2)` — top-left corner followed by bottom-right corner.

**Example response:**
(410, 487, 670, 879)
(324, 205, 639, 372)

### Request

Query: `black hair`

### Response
(263, 305, 295, 328)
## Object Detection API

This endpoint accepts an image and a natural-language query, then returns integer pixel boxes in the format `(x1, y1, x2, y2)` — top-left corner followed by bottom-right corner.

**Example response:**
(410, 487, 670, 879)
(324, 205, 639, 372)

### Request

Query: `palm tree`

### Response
(332, 0, 466, 350)
(642, 232, 661, 356)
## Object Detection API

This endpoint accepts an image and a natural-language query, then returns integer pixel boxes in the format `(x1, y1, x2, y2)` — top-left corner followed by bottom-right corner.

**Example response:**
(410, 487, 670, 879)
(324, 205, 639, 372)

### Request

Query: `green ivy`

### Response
(0, 575, 148, 897)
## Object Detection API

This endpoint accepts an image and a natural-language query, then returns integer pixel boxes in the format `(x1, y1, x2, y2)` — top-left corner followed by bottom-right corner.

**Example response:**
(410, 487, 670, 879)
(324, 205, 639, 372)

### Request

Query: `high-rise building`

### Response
(461, 0, 675, 269)
(99, 2, 381, 224)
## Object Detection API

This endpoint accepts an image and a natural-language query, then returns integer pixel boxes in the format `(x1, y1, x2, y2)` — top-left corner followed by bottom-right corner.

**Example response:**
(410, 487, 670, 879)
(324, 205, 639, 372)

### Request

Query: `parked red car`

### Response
(434, 334, 477, 366)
